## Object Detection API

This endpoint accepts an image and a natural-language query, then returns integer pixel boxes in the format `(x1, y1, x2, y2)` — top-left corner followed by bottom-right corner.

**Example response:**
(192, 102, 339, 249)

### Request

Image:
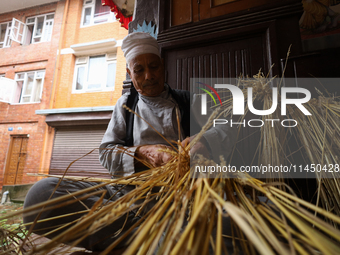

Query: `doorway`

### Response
(4, 135, 28, 185)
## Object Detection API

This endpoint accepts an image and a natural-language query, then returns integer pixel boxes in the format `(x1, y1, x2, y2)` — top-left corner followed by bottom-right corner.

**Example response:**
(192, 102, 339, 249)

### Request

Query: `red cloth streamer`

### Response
(102, 0, 132, 30)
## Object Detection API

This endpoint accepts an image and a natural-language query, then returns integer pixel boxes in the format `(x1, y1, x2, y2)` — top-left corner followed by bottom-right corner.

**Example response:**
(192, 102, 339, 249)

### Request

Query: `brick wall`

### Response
(53, 0, 128, 109)
(0, 108, 47, 185)
(0, 0, 128, 189)
(54, 46, 126, 108)
(41, 0, 128, 182)
(0, 1, 64, 188)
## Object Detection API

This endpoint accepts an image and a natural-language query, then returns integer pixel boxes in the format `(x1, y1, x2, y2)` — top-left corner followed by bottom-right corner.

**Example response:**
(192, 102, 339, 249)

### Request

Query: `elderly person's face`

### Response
(127, 53, 165, 97)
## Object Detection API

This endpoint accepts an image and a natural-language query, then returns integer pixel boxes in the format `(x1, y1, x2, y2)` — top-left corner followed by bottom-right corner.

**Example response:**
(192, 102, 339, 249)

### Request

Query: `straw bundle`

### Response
(287, 91, 340, 223)
(1, 74, 340, 254)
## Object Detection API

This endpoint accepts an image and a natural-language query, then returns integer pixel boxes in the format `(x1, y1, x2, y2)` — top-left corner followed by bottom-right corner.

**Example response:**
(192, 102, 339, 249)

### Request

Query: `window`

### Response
(73, 53, 116, 92)
(25, 13, 54, 44)
(11, 19, 25, 44)
(15, 70, 45, 103)
(0, 76, 16, 103)
(81, 0, 115, 26)
(0, 21, 12, 48)
(0, 14, 54, 48)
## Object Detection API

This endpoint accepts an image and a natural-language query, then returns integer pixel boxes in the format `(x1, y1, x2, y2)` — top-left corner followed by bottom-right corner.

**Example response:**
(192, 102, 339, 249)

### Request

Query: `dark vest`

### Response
(125, 86, 195, 146)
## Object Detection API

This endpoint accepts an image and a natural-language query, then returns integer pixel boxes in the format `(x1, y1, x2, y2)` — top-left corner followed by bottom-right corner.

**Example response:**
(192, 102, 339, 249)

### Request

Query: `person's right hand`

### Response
(181, 135, 211, 158)
(135, 144, 173, 168)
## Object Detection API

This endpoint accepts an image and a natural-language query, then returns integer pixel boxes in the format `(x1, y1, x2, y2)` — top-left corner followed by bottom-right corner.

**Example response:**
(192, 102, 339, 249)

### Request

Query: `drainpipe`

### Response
(49, 0, 70, 109)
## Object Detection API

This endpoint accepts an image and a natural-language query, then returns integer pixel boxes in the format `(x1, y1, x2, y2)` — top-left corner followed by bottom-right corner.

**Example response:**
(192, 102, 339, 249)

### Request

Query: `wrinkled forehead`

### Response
(128, 53, 162, 69)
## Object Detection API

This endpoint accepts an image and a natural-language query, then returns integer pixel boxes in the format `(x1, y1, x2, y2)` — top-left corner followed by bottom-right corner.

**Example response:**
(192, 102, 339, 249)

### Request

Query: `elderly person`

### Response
(100, 32, 235, 176)
(23, 32, 236, 253)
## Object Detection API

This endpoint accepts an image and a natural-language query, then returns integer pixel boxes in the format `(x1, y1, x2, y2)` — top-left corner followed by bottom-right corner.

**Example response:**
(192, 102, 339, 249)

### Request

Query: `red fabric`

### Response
(102, 0, 132, 30)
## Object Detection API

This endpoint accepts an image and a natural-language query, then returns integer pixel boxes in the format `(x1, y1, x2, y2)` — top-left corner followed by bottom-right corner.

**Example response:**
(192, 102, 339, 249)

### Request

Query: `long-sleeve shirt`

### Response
(99, 84, 237, 177)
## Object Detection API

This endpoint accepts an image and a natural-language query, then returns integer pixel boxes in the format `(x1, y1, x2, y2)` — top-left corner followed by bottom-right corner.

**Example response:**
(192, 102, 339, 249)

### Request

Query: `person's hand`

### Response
(181, 136, 211, 158)
(135, 144, 173, 168)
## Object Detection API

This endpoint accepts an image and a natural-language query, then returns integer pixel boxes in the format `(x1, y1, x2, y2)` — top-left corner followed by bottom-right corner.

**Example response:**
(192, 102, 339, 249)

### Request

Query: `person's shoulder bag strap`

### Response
(125, 87, 139, 146)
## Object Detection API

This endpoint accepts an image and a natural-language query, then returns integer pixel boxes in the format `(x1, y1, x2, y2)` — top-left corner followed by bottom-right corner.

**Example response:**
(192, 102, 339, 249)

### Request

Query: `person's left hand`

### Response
(135, 144, 173, 168)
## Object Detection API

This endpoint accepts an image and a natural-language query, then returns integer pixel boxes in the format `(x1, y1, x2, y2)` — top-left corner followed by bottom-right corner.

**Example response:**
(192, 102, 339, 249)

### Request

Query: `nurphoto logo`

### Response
(198, 82, 312, 128)
(199, 83, 311, 116)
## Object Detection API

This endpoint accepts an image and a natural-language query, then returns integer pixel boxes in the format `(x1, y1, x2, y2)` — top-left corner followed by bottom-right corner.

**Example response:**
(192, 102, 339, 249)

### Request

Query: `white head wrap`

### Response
(121, 32, 160, 68)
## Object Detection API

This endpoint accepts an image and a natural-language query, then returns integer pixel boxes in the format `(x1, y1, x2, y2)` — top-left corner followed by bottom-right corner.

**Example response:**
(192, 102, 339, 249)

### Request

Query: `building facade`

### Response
(0, 0, 128, 190)
(36, 0, 128, 179)
(0, 1, 64, 188)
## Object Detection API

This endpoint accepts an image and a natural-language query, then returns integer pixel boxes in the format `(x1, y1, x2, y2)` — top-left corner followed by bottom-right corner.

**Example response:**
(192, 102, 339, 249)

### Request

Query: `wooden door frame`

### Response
(4, 134, 29, 185)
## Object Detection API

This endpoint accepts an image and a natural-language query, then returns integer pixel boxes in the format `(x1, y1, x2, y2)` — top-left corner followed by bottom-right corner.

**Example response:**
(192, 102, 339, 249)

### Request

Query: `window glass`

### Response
(0, 23, 7, 42)
(12, 22, 18, 40)
(27, 18, 35, 23)
(14, 81, 23, 103)
(25, 13, 54, 44)
(0, 22, 11, 48)
(83, 7, 92, 26)
(25, 25, 33, 44)
(46, 14, 54, 20)
(94, 0, 110, 23)
(22, 97, 31, 103)
(87, 55, 105, 89)
(76, 67, 85, 90)
(11, 19, 25, 43)
(15, 70, 45, 103)
(33, 79, 42, 102)
(17, 73, 25, 80)
(42, 20, 53, 42)
(74, 54, 116, 92)
(37, 71, 45, 78)
(82, 0, 115, 26)
(34, 16, 44, 41)
(23, 73, 34, 95)
(106, 62, 116, 88)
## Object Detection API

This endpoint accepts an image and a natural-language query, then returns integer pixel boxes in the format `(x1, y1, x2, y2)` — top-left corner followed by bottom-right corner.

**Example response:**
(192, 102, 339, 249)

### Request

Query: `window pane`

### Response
(35, 17, 44, 37)
(87, 55, 105, 89)
(46, 14, 54, 20)
(76, 67, 85, 90)
(5, 25, 11, 47)
(83, 7, 92, 26)
(21, 97, 30, 103)
(12, 26, 18, 38)
(27, 18, 35, 23)
(24, 25, 33, 45)
(14, 81, 23, 103)
(23, 73, 34, 95)
(15, 70, 45, 103)
(36, 71, 45, 78)
(17, 73, 25, 80)
(0, 23, 7, 42)
(42, 20, 53, 42)
(94, 0, 110, 23)
(33, 79, 42, 102)
(17, 22, 24, 42)
(106, 62, 116, 88)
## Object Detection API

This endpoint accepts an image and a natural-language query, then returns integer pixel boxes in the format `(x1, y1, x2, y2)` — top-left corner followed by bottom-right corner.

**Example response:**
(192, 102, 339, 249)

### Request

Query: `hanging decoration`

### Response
(102, 0, 133, 30)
